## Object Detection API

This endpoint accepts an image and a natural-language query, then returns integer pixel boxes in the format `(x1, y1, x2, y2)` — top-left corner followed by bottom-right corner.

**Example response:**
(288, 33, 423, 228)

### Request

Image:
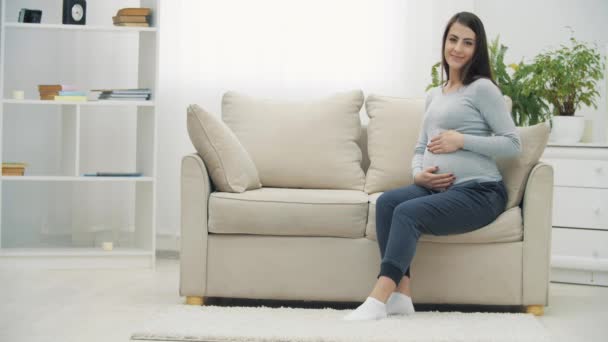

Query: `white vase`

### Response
(549, 116, 585, 144)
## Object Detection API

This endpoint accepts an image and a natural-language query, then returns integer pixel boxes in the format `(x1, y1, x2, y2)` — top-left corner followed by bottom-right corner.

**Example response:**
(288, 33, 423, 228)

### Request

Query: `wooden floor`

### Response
(1, 256, 607, 342)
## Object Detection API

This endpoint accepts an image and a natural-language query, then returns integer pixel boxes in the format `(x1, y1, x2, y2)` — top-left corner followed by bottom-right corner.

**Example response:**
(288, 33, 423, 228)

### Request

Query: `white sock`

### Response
(343, 296, 387, 321)
(386, 292, 415, 315)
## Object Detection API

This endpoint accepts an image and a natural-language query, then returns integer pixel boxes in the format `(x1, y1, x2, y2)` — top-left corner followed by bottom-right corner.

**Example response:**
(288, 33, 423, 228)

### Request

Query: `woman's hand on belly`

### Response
(427, 130, 464, 154)
(414, 166, 455, 191)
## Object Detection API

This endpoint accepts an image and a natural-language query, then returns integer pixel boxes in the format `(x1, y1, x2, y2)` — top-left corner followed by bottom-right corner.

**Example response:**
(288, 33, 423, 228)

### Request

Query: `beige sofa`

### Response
(180, 90, 553, 315)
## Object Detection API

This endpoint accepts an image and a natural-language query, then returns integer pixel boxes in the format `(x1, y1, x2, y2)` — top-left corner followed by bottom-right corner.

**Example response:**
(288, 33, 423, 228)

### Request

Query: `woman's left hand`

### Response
(427, 130, 464, 154)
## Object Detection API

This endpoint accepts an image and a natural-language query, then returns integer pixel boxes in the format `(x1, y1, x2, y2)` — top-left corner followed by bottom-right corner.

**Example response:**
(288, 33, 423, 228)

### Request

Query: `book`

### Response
(101, 94, 150, 97)
(92, 88, 151, 93)
(113, 22, 149, 27)
(2, 162, 28, 168)
(94, 88, 152, 100)
(38, 84, 78, 92)
(109, 88, 151, 95)
(58, 91, 86, 96)
(99, 95, 151, 101)
(112, 15, 148, 23)
(38, 85, 62, 92)
(83, 172, 143, 177)
(40, 91, 59, 100)
(54, 95, 87, 102)
(2, 170, 24, 176)
(116, 8, 151, 16)
(87, 90, 103, 101)
(2, 163, 27, 176)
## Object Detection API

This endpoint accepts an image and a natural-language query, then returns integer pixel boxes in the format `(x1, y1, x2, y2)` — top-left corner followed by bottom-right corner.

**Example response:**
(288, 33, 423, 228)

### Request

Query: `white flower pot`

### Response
(549, 116, 585, 144)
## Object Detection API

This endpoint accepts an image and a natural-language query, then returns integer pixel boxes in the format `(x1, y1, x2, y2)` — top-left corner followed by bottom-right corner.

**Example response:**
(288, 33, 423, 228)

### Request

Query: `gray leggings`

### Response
(375, 180, 507, 286)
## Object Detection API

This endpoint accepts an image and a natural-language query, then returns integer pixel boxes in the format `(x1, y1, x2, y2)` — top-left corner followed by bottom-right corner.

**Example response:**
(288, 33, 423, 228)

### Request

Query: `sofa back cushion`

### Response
(363, 94, 425, 193)
(186, 104, 262, 193)
(496, 122, 550, 209)
(222, 90, 366, 190)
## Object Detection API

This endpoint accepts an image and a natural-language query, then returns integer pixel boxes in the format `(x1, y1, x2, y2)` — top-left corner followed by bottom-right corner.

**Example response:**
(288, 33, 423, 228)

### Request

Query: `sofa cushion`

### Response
(366, 192, 523, 243)
(186, 104, 262, 193)
(496, 122, 550, 209)
(209, 188, 369, 238)
(364, 95, 425, 194)
(221, 90, 366, 190)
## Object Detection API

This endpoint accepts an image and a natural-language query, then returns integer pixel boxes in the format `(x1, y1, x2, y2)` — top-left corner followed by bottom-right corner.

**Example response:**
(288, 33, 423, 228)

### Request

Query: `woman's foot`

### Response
(343, 296, 387, 321)
(386, 292, 415, 315)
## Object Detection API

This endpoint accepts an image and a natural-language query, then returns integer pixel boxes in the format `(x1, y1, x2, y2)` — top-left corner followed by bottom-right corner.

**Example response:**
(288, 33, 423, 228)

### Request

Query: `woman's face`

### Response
(444, 21, 476, 72)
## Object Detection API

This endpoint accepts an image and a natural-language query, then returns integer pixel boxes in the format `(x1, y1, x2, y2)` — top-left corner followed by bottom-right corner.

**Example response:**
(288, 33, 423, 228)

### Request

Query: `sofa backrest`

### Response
(363, 95, 426, 193)
(222, 90, 367, 191)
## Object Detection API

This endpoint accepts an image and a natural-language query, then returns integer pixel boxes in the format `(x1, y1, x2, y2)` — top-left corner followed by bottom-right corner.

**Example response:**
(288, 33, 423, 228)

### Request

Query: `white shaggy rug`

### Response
(131, 305, 551, 342)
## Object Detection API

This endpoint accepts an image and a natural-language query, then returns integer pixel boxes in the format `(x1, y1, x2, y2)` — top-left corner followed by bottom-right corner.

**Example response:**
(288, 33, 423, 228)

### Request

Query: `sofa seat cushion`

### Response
(366, 192, 523, 244)
(209, 188, 369, 238)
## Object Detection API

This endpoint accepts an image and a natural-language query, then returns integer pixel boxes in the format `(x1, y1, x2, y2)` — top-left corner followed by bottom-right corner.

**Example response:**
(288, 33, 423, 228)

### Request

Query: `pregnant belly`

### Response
(422, 150, 498, 184)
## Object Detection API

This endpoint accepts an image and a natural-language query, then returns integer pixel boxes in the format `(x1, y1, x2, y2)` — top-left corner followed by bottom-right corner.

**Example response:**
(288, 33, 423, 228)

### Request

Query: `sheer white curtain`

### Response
(156, 0, 474, 236)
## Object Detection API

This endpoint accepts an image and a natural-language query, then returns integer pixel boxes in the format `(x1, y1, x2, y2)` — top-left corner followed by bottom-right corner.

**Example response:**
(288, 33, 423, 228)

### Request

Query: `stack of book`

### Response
(38, 85, 87, 101)
(112, 8, 151, 27)
(2, 163, 27, 176)
(96, 88, 152, 101)
(38, 84, 82, 101)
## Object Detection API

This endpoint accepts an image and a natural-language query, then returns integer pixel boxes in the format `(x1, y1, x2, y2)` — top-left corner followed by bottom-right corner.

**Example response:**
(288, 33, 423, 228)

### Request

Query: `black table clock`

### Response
(62, 0, 86, 25)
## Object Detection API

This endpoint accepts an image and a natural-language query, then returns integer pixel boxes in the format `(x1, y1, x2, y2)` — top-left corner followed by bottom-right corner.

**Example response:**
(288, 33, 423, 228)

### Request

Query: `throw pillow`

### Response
(496, 122, 550, 209)
(186, 104, 262, 193)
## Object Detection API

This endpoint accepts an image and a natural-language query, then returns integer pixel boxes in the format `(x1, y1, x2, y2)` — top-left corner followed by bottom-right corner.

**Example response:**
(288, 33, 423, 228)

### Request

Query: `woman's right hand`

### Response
(414, 166, 455, 190)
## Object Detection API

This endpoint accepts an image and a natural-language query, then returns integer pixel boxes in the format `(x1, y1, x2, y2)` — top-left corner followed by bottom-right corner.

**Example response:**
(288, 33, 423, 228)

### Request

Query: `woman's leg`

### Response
(377, 181, 507, 293)
(345, 181, 506, 320)
(344, 185, 432, 320)
(376, 184, 432, 282)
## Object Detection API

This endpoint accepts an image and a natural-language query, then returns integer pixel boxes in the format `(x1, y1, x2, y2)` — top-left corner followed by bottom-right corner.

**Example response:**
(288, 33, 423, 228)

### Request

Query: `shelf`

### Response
(3, 22, 156, 33)
(2, 99, 155, 107)
(0, 247, 156, 269)
(0, 247, 153, 257)
(0, 176, 154, 182)
(547, 142, 608, 148)
(0, 0, 159, 269)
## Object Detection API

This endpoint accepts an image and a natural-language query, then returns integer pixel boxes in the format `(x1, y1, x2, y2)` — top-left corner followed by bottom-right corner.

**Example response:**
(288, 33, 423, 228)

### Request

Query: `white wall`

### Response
(155, 0, 475, 238)
(155, 0, 608, 242)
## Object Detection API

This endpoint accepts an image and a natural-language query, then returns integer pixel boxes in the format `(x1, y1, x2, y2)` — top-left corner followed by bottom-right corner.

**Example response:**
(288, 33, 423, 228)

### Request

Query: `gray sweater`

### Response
(412, 78, 521, 185)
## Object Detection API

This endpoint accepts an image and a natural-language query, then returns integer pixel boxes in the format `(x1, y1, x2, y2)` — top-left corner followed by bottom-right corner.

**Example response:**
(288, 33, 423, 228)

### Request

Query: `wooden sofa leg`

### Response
(185, 296, 205, 306)
(525, 305, 544, 316)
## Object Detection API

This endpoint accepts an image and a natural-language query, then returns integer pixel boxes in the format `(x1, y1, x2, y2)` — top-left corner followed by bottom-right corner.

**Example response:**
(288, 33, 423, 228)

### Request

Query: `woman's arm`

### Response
(461, 79, 521, 158)
(411, 89, 434, 178)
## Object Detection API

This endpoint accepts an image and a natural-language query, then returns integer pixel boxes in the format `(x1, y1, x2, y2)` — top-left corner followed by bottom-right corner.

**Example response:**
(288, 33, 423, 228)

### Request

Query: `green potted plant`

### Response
(426, 36, 550, 127)
(521, 29, 605, 143)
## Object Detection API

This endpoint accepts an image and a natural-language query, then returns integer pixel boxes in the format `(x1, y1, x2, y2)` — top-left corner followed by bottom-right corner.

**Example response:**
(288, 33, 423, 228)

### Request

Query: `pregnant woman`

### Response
(344, 11, 521, 321)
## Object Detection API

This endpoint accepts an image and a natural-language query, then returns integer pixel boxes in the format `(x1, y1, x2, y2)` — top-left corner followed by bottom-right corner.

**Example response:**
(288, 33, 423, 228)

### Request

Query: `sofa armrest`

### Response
(521, 162, 554, 305)
(180, 153, 213, 297)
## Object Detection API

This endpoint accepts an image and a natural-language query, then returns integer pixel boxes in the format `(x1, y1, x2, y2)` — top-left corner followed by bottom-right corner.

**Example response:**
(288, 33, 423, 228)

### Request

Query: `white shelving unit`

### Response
(0, 0, 159, 269)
